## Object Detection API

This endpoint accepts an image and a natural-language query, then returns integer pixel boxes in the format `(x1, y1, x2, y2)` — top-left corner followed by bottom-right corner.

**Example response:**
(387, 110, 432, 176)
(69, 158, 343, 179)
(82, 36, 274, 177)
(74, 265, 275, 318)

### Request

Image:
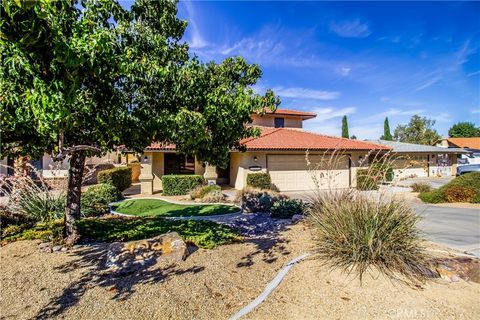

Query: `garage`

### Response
(267, 154, 350, 191)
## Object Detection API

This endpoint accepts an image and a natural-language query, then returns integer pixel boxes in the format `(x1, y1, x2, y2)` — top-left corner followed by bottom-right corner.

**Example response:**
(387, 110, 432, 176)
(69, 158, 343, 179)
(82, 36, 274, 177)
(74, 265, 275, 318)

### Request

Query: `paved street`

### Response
(416, 204, 480, 257)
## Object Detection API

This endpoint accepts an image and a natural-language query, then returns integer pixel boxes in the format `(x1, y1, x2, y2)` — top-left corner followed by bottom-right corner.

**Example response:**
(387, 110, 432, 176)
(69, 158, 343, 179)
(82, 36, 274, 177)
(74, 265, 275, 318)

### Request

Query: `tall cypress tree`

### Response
(381, 117, 393, 140)
(341, 115, 349, 138)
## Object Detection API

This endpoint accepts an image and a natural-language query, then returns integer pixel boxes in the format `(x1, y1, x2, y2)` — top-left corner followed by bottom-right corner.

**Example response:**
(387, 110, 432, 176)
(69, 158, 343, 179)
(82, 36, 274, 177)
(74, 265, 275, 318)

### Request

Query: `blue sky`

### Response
(174, 0, 480, 139)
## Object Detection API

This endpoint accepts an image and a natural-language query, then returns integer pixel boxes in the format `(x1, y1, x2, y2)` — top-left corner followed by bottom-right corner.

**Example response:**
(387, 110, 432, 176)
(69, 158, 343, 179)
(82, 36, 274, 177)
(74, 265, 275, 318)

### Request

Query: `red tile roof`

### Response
(240, 128, 391, 151)
(445, 137, 480, 149)
(145, 128, 390, 152)
(263, 108, 316, 119)
(146, 142, 176, 151)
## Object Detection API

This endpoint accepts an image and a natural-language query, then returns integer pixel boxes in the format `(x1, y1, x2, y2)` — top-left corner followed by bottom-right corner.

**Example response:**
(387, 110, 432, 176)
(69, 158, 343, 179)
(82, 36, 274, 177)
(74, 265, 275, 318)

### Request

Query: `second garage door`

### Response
(267, 154, 350, 191)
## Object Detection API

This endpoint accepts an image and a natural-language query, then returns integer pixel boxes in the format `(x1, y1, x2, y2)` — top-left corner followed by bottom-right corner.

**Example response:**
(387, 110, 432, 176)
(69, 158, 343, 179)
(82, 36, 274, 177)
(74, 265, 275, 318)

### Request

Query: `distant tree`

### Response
(341, 115, 349, 138)
(380, 117, 393, 140)
(350, 135, 357, 140)
(393, 115, 441, 145)
(448, 122, 480, 138)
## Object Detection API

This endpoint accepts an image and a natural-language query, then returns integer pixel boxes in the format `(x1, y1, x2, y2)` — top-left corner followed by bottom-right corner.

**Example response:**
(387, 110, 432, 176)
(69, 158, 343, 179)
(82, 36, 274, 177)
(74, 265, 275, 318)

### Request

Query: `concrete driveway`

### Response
(286, 190, 480, 257)
(415, 204, 480, 257)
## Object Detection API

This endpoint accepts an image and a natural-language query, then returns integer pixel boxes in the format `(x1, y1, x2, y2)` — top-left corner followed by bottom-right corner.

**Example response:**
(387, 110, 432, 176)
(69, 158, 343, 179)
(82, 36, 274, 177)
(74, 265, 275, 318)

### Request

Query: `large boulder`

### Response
(105, 232, 189, 273)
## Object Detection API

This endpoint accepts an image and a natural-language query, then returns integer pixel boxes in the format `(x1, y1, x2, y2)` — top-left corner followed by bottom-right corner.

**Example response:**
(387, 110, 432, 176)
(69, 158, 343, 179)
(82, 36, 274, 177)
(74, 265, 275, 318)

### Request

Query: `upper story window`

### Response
(274, 117, 285, 128)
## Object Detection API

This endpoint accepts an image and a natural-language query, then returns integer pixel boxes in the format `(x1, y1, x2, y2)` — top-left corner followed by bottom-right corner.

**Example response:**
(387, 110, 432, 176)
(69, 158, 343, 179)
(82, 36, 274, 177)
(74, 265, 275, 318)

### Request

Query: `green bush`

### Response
(418, 190, 444, 203)
(97, 166, 132, 191)
(162, 175, 204, 196)
(246, 172, 272, 190)
(419, 172, 480, 204)
(237, 187, 287, 213)
(308, 190, 430, 285)
(270, 199, 306, 219)
(411, 182, 432, 193)
(81, 183, 124, 217)
(2, 220, 65, 244)
(356, 169, 378, 190)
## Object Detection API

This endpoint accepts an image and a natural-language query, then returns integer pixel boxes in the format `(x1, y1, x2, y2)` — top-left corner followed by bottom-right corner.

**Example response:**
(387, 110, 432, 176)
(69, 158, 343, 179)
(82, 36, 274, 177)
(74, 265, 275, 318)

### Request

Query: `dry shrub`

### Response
(411, 182, 432, 193)
(308, 190, 430, 285)
(444, 186, 476, 203)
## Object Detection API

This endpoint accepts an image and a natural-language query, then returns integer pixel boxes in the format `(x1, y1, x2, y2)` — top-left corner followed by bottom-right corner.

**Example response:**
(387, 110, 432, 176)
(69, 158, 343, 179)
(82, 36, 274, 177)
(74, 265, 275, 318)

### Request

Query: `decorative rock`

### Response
(291, 214, 304, 223)
(52, 245, 62, 252)
(60, 247, 69, 252)
(105, 232, 189, 273)
(39, 243, 50, 250)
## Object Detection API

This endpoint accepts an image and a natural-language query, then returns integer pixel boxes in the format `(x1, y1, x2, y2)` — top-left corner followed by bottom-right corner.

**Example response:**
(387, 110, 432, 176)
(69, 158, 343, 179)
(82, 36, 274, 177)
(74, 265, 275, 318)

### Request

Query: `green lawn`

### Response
(110, 199, 239, 217)
(2, 217, 242, 249)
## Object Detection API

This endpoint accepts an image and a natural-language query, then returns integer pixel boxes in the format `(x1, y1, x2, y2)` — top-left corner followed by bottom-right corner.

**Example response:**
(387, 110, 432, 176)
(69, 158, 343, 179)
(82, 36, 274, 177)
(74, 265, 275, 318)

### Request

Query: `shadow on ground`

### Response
(34, 244, 204, 319)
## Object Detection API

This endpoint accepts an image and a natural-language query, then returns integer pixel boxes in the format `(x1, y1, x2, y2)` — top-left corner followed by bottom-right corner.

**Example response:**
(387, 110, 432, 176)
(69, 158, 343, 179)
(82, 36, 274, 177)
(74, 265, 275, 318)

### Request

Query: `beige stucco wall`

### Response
(251, 115, 303, 128)
(230, 151, 370, 191)
(151, 153, 164, 191)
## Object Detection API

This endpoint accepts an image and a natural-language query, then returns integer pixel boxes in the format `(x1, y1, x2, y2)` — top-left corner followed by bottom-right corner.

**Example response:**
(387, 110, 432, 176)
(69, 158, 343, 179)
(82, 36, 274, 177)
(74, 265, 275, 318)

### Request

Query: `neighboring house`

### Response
(140, 108, 390, 194)
(366, 140, 468, 178)
(435, 137, 480, 165)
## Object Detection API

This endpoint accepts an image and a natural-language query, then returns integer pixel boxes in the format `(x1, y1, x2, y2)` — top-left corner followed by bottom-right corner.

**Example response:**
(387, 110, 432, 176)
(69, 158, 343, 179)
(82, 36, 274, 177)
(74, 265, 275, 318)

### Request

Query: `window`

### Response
(274, 117, 285, 128)
(164, 154, 195, 175)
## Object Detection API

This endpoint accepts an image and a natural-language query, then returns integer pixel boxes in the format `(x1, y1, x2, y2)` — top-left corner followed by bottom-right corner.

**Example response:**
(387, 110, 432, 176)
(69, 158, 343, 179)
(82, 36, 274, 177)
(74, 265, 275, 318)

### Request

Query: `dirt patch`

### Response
(1, 224, 479, 320)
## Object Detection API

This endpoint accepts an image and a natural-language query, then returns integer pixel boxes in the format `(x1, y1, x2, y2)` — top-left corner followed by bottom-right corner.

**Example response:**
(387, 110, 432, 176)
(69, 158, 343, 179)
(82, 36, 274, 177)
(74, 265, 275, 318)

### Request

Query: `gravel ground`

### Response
(1, 223, 480, 320)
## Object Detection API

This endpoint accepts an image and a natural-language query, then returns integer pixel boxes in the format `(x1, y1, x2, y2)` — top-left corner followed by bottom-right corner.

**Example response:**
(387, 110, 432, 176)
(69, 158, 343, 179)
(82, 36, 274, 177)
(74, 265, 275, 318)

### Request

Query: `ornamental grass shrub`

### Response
(411, 182, 432, 193)
(308, 190, 431, 285)
(189, 185, 221, 199)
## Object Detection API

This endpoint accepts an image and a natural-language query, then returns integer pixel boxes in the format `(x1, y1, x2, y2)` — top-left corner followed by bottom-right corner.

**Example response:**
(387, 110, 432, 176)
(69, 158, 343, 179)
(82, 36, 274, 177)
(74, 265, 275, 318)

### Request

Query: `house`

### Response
(435, 137, 480, 151)
(435, 137, 480, 165)
(366, 140, 468, 178)
(139, 108, 390, 194)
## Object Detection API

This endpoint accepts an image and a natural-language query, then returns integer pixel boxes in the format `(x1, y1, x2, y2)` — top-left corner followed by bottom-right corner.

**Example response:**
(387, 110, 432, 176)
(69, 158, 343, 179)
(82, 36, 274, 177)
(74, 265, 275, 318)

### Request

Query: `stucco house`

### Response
(139, 108, 390, 194)
(366, 140, 468, 179)
(435, 137, 480, 151)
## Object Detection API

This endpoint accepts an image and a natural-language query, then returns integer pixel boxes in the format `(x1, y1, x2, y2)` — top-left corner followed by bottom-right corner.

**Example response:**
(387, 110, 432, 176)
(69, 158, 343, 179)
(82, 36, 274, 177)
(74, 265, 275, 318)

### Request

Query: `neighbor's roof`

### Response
(240, 128, 390, 151)
(366, 140, 469, 154)
(146, 142, 176, 151)
(444, 137, 480, 150)
(262, 108, 317, 119)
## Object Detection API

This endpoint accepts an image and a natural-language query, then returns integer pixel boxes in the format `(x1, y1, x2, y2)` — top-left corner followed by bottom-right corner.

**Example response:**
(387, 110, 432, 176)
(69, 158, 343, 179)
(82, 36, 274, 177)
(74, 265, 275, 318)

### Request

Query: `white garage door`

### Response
(267, 155, 350, 191)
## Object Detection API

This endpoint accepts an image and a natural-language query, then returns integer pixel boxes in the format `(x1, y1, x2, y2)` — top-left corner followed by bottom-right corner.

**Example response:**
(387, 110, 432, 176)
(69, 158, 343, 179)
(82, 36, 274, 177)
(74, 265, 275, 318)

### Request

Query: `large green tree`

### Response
(393, 115, 441, 145)
(341, 115, 349, 138)
(380, 117, 392, 140)
(0, 0, 278, 243)
(448, 122, 480, 138)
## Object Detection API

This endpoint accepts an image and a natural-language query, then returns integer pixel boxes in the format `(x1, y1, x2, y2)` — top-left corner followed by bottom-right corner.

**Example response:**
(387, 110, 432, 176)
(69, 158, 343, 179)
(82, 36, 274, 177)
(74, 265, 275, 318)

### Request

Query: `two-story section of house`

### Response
(139, 108, 389, 194)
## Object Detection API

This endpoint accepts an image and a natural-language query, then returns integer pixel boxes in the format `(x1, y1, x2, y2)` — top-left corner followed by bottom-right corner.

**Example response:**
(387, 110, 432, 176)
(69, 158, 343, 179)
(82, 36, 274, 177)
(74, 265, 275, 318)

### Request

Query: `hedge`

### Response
(162, 175, 204, 196)
(81, 183, 123, 217)
(419, 172, 480, 204)
(246, 172, 272, 190)
(97, 166, 132, 191)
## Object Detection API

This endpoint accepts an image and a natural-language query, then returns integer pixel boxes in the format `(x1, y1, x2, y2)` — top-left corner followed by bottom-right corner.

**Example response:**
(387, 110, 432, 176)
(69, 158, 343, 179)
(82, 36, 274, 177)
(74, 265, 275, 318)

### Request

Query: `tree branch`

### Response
(55, 145, 101, 161)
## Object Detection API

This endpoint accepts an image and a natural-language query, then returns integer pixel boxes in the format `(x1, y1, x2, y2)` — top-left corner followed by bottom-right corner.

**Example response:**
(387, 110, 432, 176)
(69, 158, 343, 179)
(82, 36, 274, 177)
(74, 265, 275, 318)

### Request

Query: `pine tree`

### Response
(341, 115, 349, 138)
(381, 117, 393, 140)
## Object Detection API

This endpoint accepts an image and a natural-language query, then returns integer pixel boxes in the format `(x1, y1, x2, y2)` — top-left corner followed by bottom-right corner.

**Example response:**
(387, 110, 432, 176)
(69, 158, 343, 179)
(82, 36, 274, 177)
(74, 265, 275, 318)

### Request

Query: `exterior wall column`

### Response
(203, 163, 218, 184)
(139, 152, 154, 195)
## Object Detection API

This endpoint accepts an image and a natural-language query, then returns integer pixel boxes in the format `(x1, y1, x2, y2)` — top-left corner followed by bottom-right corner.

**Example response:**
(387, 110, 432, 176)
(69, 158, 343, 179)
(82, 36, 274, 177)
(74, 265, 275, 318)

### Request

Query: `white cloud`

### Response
(472, 108, 480, 114)
(330, 19, 371, 38)
(336, 67, 351, 76)
(273, 87, 340, 100)
(184, 1, 207, 49)
(310, 107, 356, 121)
(303, 107, 356, 136)
(414, 76, 442, 92)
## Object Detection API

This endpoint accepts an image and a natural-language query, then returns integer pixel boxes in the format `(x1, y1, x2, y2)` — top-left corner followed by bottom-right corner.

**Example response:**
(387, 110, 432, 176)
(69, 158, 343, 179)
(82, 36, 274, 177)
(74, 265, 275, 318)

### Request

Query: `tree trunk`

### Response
(64, 151, 86, 245)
